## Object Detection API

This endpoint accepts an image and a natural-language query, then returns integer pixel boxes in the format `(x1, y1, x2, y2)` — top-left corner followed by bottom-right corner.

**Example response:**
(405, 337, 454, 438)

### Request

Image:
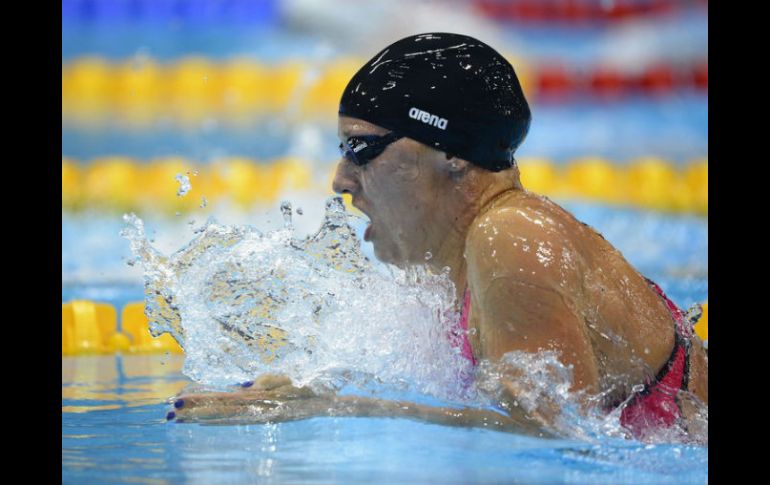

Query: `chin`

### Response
(372, 241, 404, 267)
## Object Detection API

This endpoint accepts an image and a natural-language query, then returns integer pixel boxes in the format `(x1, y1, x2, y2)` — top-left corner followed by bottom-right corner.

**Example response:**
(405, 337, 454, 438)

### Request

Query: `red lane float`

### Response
(474, 0, 707, 23)
(535, 62, 707, 98)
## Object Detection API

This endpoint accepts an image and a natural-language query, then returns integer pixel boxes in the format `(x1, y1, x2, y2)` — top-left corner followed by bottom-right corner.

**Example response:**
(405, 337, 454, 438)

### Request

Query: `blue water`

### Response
(63, 356, 707, 485)
(62, 197, 708, 484)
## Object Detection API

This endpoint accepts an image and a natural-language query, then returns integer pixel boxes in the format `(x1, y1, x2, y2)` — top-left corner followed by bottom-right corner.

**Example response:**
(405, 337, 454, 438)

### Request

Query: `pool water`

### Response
(63, 355, 707, 485)
(62, 199, 707, 485)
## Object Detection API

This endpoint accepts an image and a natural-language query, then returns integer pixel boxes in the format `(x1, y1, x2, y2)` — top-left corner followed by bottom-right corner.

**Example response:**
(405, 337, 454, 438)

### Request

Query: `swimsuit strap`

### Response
(643, 277, 693, 339)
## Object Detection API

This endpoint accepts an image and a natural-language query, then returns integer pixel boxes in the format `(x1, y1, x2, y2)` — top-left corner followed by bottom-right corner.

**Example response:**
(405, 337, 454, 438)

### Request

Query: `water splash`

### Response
(475, 350, 707, 445)
(122, 196, 473, 401)
(121, 197, 706, 444)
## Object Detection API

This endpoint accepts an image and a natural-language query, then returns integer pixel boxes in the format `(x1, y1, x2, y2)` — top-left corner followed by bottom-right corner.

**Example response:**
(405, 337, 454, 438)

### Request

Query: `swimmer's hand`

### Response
(168, 374, 326, 424)
(499, 380, 560, 431)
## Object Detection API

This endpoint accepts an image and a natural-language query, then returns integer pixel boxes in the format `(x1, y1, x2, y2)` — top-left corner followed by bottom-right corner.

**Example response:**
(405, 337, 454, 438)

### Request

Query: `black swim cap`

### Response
(339, 33, 531, 172)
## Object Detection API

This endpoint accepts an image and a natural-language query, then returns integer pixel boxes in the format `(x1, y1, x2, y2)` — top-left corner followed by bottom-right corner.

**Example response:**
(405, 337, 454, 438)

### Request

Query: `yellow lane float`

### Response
(684, 159, 708, 215)
(625, 157, 679, 211)
(83, 156, 140, 211)
(62, 301, 121, 355)
(563, 156, 622, 203)
(63, 301, 183, 356)
(62, 157, 82, 209)
(121, 302, 184, 354)
(518, 157, 560, 195)
(694, 301, 708, 342)
(62, 157, 708, 215)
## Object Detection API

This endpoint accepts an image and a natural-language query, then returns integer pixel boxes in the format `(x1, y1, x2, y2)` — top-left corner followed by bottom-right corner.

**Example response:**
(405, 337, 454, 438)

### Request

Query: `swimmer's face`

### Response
(333, 116, 448, 266)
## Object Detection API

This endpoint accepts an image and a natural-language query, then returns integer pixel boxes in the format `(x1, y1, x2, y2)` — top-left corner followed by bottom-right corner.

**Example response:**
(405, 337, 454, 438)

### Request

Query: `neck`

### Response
(427, 168, 521, 302)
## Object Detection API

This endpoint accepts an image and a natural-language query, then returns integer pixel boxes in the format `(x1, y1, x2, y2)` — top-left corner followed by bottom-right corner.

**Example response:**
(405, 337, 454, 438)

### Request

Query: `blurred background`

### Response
(62, 0, 708, 318)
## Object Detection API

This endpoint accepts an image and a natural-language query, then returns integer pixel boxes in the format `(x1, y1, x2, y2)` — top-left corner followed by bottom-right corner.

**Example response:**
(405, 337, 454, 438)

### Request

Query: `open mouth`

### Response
(355, 201, 374, 242)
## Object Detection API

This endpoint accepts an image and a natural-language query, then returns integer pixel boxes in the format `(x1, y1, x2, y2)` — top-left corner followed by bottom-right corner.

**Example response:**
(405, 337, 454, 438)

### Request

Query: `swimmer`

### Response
(172, 33, 707, 441)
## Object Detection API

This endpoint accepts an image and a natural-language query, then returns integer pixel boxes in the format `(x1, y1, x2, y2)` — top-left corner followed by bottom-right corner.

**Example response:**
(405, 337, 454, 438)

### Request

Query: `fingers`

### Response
(240, 375, 317, 399)
(169, 392, 281, 423)
(173, 391, 260, 409)
(500, 381, 554, 428)
(251, 374, 293, 391)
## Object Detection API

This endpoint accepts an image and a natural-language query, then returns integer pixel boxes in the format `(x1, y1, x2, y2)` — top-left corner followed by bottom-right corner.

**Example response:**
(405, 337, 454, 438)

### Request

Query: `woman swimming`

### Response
(170, 33, 707, 440)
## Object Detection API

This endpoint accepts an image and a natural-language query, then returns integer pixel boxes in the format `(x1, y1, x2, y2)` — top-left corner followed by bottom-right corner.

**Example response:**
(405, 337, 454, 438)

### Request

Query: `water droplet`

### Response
(424, 251, 433, 261)
(296, 208, 303, 215)
(175, 173, 191, 197)
(175, 211, 181, 217)
(200, 196, 208, 208)
(280, 201, 293, 228)
(644, 347, 650, 355)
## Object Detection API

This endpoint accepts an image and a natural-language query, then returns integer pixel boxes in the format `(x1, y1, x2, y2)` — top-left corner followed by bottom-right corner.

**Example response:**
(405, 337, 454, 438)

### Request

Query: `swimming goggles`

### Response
(338, 132, 403, 166)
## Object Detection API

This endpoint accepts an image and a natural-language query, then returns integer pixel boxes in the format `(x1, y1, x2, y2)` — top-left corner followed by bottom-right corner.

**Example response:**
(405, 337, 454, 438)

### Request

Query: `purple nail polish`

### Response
(166, 411, 176, 421)
(241, 381, 253, 388)
(174, 399, 185, 409)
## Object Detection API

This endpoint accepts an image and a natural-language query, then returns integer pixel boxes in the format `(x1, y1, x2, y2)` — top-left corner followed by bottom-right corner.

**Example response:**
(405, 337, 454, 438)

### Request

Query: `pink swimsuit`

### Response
(615, 278, 693, 439)
(452, 280, 693, 440)
(456, 288, 477, 366)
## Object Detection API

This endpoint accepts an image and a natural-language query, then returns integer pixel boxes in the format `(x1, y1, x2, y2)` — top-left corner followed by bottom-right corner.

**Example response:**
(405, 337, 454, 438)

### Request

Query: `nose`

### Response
(332, 158, 359, 196)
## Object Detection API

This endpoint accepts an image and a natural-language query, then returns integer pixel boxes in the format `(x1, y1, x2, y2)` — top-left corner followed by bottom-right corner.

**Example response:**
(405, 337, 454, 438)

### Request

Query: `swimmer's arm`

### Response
(464, 210, 601, 426)
(475, 277, 601, 391)
(170, 383, 553, 437)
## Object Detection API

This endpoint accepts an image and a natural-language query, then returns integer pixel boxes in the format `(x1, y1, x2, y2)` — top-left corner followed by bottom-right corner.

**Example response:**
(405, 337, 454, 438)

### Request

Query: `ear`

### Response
(444, 154, 470, 175)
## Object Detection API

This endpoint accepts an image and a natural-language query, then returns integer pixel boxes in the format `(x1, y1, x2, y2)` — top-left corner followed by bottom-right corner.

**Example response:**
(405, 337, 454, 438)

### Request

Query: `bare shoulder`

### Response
(465, 191, 587, 293)
(463, 192, 602, 387)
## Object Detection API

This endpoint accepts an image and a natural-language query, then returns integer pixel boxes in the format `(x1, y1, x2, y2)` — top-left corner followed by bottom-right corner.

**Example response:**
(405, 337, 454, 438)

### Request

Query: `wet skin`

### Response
(172, 116, 707, 437)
